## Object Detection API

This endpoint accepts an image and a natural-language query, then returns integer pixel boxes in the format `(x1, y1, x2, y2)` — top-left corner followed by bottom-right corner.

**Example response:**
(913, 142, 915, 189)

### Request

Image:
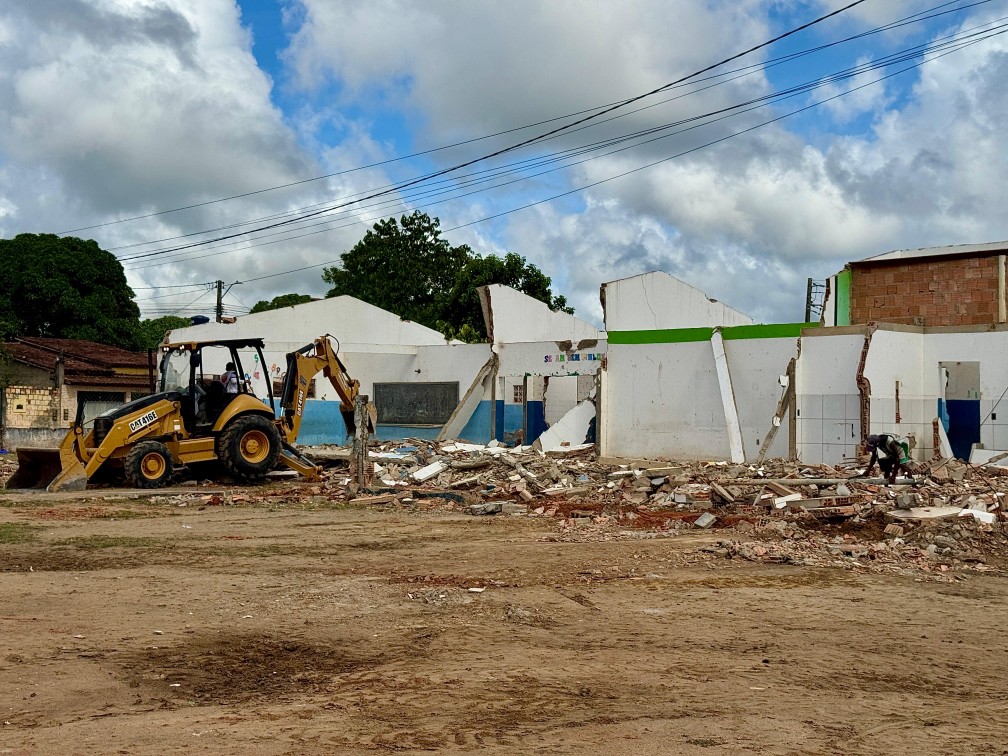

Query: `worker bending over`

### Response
(863, 433, 911, 484)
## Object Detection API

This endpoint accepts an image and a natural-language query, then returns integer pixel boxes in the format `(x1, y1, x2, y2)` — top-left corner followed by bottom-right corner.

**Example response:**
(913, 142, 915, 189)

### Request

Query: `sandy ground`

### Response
(2, 482, 1008, 755)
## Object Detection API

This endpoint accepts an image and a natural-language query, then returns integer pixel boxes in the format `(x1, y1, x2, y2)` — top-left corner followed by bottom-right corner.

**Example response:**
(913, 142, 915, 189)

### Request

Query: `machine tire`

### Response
(125, 441, 174, 488)
(219, 414, 281, 480)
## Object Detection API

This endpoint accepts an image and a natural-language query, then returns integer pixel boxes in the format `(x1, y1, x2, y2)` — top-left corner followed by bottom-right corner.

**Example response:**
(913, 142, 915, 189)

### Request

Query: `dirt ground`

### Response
(2, 480, 1008, 755)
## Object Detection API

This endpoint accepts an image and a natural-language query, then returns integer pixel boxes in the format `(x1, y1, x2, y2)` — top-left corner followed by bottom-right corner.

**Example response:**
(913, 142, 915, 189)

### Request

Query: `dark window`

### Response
(373, 382, 459, 425)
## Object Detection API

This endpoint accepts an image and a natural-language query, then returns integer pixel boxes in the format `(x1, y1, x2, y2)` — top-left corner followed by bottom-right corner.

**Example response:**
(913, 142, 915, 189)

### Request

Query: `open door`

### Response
(939, 361, 981, 460)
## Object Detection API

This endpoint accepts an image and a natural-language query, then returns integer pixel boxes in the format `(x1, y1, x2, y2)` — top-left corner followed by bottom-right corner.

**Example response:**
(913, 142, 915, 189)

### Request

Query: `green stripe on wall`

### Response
(607, 327, 713, 344)
(607, 322, 819, 344)
(721, 322, 818, 340)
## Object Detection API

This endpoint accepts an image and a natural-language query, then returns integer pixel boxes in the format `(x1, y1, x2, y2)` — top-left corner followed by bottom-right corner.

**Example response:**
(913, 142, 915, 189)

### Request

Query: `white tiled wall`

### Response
(980, 398, 1008, 453)
(797, 393, 860, 465)
(798, 393, 951, 464)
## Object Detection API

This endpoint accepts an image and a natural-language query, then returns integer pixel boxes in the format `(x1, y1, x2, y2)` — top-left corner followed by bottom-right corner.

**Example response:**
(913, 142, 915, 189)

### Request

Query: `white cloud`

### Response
(2, 0, 1007, 329)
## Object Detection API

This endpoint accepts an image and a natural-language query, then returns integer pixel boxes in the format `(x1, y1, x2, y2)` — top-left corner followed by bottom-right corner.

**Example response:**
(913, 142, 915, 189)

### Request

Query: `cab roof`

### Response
(161, 338, 267, 351)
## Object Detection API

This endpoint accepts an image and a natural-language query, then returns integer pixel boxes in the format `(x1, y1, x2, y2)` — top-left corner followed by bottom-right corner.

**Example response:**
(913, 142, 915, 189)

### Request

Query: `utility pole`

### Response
(215, 280, 224, 322)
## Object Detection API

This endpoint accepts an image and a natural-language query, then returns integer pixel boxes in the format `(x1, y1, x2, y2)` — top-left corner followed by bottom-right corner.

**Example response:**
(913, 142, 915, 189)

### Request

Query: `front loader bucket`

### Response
(46, 459, 89, 493)
(6, 447, 88, 492)
(6, 448, 64, 490)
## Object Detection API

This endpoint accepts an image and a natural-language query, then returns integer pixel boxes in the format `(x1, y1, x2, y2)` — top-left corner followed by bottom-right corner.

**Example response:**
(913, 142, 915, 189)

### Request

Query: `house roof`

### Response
(2, 337, 152, 389)
(853, 240, 1008, 267)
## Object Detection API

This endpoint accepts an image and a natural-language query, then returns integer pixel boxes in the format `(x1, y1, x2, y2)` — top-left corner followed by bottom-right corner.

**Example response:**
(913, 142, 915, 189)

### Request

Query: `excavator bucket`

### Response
(6, 448, 67, 490)
(341, 408, 358, 439)
(340, 403, 376, 440)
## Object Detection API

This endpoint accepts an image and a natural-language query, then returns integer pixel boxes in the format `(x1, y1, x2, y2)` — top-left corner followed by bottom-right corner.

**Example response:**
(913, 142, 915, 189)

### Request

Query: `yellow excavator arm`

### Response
(278, 335, 371, 444)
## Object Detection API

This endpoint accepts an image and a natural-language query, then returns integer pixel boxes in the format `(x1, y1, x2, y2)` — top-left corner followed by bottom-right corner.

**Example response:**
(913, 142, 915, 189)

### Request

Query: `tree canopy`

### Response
(0, 234, 141, 349)
(249, 293, 313, 314)
(134, 315, 191, 350)
(322, 212, 571, 341)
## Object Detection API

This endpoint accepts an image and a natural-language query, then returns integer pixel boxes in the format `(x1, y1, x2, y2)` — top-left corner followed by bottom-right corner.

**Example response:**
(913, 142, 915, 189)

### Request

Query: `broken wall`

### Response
(602, 271, 753, 331)
(473, 285, 606, 446)
(861, 327, 927, 458)
(167, 296, 490, 444)
(601, 338, 728, 460)
(601, 325, 806, 462)
(795, 328, 864, 465)
(923, 327, 1008, 454)
(723, 334, 799, 461)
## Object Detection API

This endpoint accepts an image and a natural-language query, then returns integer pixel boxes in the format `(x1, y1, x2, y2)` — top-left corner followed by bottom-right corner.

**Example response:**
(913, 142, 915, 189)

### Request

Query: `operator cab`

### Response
(159, 338, 275, 432)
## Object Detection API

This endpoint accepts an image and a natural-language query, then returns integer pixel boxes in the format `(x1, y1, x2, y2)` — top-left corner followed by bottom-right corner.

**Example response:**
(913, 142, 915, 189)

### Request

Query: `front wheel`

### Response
(125, 441, 174, 488)
(218, 415, 281, 480)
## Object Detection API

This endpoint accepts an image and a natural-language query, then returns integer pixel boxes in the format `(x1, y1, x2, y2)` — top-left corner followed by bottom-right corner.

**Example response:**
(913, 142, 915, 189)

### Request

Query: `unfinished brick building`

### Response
(824, 241, 1008, 327)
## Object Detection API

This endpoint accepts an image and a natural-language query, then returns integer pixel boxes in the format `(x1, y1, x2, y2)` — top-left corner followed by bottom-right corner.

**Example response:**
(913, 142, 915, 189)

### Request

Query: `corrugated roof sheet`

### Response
(854, 240, 1008, 266)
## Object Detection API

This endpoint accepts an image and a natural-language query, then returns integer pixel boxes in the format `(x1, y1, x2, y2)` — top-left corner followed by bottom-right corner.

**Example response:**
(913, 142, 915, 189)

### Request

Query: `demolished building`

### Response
(167, 287, 605, 448)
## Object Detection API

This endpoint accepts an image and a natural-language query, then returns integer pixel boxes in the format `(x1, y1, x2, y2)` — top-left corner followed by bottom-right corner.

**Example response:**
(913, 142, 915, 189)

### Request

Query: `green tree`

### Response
(322, 212, 572, 341)
(249, 293, 313, 314)
(0, 234, 141, 349)
(134, 316, 191, 350)
(323, 211, 472, 330)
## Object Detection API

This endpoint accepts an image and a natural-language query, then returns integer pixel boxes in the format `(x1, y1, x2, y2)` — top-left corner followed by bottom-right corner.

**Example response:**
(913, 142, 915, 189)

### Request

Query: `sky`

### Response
(1, 0, 1008, 328)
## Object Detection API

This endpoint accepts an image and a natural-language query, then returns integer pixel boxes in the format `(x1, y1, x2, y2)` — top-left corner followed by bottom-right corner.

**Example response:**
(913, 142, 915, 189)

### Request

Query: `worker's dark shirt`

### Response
(869, 434, 902, 466)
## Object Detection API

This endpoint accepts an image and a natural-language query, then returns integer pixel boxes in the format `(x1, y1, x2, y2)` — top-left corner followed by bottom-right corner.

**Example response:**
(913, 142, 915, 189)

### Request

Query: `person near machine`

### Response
(221, 362, 240, 394)
(863, 433, 911, 484)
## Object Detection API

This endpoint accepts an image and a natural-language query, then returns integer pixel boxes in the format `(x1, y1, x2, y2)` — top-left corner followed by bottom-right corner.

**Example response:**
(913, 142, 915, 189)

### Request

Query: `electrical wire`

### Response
(91, 0, 879, 268)
(223, 23, 1007, 286)
(91, 0, 993, 257)
(122, 16, 1008, 273)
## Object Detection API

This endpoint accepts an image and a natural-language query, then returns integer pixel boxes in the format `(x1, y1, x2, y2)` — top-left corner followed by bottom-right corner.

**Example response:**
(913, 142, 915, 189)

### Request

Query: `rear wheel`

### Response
(218, 415, 281, 480)
(125, 441, 174, 488)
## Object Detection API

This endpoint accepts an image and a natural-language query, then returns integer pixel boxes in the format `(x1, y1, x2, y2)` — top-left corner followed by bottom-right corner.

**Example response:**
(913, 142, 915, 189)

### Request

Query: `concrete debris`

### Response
(693, 512, 716, 529)
(532, 400, 595, 453)
(36, 435, 1002, 581)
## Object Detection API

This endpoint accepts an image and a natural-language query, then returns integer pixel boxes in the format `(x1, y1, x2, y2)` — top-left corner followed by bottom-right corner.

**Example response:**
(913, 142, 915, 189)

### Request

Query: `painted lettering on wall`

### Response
(543, 352, 605, 364)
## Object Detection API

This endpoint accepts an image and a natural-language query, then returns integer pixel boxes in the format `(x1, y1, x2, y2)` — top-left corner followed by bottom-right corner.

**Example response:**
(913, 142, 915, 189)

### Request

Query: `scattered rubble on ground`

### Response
(301, 439, 1008, 580)
(4, 438, 1008, 580)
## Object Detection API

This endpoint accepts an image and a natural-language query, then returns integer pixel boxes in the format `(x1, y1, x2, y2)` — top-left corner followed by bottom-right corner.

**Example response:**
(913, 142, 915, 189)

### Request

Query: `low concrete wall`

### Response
(2, 427, 65, 451)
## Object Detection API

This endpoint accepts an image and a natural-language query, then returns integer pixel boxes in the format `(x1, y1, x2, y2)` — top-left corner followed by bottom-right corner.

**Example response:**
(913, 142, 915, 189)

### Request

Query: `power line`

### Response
(220, 23, 1007, 288)
(122, 14, 1008, 273)
(63, 0, 892, 239)
(95, 0, 876, 266)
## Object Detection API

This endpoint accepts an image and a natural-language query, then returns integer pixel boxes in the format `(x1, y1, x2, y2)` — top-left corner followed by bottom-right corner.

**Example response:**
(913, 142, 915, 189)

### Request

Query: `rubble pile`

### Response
(306, 439, 1008, 577)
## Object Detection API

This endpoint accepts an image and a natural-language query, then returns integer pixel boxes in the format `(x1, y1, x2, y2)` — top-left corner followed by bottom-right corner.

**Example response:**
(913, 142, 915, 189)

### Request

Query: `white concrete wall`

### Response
(601, 341, 730, 460)
(496, 340, 607, 378)
(415, 343, 492, 385)
(723, 337, 799, 461)
(544, 375, 579, 427)
(602, 272, 752, 331)
(924, 331, 1008, 451)
(862, 329, 928, 458)
(481, 284, 602, 345)
(795, 331, 865, 465)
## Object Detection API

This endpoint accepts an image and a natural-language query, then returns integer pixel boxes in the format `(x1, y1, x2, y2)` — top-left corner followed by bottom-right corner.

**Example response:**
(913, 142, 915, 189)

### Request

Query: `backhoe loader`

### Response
(7, 335, 370, 492)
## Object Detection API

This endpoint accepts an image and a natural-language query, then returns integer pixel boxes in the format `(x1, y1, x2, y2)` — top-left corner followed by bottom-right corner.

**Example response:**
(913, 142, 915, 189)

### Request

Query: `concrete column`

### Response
(999, 254, 1006, 323)
(711, 330, 745, 463)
